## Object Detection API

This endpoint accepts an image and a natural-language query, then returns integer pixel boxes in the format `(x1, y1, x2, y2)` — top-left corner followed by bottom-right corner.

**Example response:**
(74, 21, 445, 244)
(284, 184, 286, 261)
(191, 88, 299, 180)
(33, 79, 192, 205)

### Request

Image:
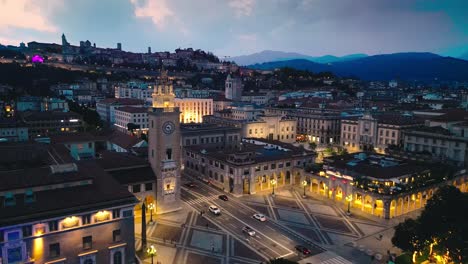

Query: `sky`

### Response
(0, 0, 467, 57)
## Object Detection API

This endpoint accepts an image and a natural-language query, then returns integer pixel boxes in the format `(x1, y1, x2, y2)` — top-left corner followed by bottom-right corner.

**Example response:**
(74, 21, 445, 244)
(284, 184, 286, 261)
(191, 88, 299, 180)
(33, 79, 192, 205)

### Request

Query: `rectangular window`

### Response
(49, 243, 60, 258)
(83, 236, 92, 250)
(122, 210, 133, 218)
(49, 220, 58, 232)
(113, 229, 121, 242)
(88, 142, 92, 148)
(112, 209, 120, 219)
(145, 182, 153, 191)
(74, 212, 88, 226)
(22, 226, 32, 237)
(285, 162, 291, 167)
(132, 184, 141, 193)
(271, 164, 276, 169)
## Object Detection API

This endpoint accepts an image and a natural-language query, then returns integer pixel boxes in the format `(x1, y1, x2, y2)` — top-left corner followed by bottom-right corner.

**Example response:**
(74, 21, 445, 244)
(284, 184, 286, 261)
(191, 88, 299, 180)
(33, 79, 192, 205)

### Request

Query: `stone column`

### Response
(384, 199, 391, 219)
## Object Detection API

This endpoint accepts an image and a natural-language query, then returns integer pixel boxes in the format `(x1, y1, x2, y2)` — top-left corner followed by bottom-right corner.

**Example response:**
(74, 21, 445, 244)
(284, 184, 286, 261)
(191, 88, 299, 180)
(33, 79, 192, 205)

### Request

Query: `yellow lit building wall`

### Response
(175, 98, 213, 124)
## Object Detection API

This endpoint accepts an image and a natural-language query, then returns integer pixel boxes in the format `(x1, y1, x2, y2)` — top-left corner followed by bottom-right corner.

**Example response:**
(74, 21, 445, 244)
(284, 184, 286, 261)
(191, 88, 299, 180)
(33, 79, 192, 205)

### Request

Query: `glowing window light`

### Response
(95, 211, 110, 222)
(62, 216, 79, 229)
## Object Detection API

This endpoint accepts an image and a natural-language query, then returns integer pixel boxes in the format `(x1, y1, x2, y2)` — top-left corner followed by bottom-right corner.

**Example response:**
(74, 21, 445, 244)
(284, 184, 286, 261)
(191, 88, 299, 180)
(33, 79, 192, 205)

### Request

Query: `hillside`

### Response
(230, 50, 367, 65)
(249, 52, 468, 81)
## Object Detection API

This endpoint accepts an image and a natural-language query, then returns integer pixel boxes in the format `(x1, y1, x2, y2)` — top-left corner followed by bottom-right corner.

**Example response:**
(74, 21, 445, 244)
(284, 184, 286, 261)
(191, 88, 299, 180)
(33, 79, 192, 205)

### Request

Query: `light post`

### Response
(270, 179, 277, 196)
(147, 244, 157, 264)
(346, 195, 352, 214)
(148, 202, 154, 223)
(302, 180, 307, 198)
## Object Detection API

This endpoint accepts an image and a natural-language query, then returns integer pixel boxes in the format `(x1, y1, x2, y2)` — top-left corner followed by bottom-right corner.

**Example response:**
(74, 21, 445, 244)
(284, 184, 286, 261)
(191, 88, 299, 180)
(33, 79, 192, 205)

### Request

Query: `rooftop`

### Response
(0, 161, 137, 227)
(325, 152, 428, 180)
(115, 106, 149, 113)
(97, 98, 145, 105)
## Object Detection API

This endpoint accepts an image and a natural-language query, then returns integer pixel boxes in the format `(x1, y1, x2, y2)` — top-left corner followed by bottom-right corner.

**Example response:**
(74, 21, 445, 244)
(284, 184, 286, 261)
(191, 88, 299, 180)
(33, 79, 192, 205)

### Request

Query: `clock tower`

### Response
(148, 71, 182, 214)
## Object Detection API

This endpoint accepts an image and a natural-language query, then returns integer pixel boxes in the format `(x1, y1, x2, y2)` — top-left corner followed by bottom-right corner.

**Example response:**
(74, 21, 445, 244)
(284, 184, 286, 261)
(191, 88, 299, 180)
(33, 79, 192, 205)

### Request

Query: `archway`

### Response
(363, 195, 373, 214)
(390, 200, 396, 218)
(397, 198, 404, 216)
(294, 171, 301, 185)
(335, 186, 343, 201)
(311, 179, 319, 194)
(375, 200, 384, 217)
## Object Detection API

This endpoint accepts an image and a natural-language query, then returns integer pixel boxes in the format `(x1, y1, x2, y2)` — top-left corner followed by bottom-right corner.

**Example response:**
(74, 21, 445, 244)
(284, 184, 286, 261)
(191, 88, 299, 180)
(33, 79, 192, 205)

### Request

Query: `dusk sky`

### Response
(0, 0, 467, 57)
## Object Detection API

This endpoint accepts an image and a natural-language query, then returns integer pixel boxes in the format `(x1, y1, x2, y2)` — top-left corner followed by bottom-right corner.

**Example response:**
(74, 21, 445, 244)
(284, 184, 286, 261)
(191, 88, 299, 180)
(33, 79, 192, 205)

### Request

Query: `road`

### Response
(181, 176, 326, 262)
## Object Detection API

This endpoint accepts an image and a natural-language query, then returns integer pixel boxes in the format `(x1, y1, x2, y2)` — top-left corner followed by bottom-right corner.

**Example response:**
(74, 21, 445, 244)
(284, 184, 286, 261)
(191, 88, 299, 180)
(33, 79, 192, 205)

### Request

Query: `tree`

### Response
(309, 142, 317, 151)
(392, 185, 468, 263)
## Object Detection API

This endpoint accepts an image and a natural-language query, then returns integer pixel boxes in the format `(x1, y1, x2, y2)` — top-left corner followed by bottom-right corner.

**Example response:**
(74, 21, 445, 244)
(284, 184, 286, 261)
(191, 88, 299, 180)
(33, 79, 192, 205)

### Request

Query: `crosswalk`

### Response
(182, 193, 220, 206)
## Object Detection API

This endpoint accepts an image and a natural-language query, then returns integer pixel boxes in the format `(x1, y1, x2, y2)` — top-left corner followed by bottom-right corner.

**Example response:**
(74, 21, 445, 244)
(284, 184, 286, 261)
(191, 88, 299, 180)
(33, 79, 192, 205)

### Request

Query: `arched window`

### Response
(113, 251, 122, 264)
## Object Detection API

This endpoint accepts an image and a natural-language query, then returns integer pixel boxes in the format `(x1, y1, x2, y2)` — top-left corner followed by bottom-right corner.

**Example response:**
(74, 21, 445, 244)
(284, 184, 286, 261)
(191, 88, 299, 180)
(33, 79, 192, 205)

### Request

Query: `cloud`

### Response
(130, 0, 174, 29)
(229, 0, 255, 17)
(0, 0, 60, 32)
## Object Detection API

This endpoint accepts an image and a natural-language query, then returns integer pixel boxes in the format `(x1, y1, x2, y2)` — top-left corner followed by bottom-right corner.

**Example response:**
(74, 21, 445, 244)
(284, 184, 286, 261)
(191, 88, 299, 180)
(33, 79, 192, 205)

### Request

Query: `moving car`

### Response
(209, 205, 221, 215)
(242, 226, 256, 236)
(218, 195, 228, 201)
(253, 213, 267, 222)
(295, 245, 311, 255)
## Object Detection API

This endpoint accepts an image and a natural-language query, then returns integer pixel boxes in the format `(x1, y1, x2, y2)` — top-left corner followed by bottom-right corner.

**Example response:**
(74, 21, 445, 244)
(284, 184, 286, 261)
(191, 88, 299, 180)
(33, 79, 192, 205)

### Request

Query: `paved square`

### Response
(190, 229, 224, 253)
(273, 197, 300, 209)
(314, 215, 351, 233)
(306, 203, 338, 216)
(151, 223, 183, 241)
(186, 252, 222, 264)
(287, 225, 321, 242)
(195, 215, 221, 230)
(277, 209, 310, 224)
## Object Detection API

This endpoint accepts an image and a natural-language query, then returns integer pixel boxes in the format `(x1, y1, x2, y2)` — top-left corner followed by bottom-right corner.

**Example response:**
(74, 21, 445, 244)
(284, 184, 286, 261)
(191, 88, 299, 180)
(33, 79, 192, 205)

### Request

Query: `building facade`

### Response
(183, 139, 315, 196)
(147, 71, 182, 214)
(0, 162, 137, 264)
(96, 99, 145, 124)
(302, 153, 468, 219)
(114, 107, 149, 134)
(341, 113, 423, 153)
(175, 98, 213, 124)
(0, 119, 28, 142)
(225, 74, 243, 101)
(19, 111, 84, 138)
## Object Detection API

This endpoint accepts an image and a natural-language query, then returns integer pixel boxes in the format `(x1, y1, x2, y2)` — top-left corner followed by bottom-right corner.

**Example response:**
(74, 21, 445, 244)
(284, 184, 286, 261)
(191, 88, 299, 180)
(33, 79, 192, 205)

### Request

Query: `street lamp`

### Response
(147, 202, 155, 223)
(147, 244, 157, 264)
(302, 180, 307, 198)
(270, 179, 277, 196)
(346, 194, 353, 214)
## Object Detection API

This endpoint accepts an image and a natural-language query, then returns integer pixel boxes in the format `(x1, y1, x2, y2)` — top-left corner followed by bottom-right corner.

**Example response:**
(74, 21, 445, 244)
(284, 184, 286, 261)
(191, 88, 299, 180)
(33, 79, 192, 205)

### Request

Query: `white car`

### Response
(209, 205, 221, 215)
(253, 213, 267, 222)
(242, 226, 256, 236)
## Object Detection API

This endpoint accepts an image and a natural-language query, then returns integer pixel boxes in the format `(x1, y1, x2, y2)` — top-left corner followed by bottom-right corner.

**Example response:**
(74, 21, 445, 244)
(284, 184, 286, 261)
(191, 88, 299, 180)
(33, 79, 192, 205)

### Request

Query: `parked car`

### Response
(209, 205, 221, 215)
(295, 245, 311, 255)
(218, 195, 228, 201)
(253, 213, 267, 222)
(242, 226, 256, 236)
(184, 182, 196, 188)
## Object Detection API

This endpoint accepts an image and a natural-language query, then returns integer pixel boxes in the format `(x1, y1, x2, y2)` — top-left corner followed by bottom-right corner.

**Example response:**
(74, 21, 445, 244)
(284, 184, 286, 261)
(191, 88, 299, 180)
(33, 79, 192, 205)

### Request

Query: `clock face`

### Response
(162, 121, 175, 134)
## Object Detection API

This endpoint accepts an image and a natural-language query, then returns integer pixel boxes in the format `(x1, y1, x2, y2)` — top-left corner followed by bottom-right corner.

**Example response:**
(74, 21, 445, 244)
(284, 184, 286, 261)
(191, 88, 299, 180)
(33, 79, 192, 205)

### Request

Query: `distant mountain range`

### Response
(248, 52, 468, 81)
(229, 50, 368, 66)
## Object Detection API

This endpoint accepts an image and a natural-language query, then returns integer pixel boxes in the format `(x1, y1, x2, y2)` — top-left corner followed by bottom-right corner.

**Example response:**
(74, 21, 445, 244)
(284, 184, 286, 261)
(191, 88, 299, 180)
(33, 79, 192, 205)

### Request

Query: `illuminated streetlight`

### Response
(270, 179, 277, 196)
(302, 180, 308, 198)
(346, 195, 353, 214)
(146, 245, 157, 264)
(148, 202, 155, 223)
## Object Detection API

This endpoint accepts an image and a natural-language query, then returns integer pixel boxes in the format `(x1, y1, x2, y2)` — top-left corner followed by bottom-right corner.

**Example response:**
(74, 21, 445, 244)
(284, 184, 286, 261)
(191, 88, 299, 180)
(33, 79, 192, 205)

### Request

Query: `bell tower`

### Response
(148, 70, 182, 214)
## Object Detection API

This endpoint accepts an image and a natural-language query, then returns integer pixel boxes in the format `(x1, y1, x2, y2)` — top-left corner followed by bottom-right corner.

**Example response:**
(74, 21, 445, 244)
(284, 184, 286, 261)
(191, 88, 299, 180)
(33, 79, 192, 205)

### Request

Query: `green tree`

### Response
(309, 142, 317, 151)
(392, 185, 468, 263)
